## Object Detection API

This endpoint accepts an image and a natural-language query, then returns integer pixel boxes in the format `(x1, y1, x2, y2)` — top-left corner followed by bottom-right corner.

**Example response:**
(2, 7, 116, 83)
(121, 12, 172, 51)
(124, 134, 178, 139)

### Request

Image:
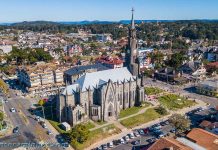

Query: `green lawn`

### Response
(158, 94, 196, 110)
(120, 108, 165, 128)
(145, 87, 164, 95)
(71, 124, 121, 150)
(119, 102, 150, 119)
(83, 121, 95, 130)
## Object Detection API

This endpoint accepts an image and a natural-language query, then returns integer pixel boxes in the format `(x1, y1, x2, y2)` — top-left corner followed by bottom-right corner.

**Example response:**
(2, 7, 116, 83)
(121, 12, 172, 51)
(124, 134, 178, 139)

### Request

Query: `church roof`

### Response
(77, 67, 135, 92)
(62, 67, 135, 94)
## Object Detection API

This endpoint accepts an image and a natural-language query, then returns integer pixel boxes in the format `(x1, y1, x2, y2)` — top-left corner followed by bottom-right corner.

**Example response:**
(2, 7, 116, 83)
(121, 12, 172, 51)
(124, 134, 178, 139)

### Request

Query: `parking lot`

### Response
(95, 106, 215, 150)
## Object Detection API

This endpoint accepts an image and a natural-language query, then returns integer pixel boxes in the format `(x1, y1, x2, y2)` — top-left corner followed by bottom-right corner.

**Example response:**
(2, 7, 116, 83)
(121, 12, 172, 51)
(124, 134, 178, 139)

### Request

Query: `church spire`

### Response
(131, 7, 135, 29)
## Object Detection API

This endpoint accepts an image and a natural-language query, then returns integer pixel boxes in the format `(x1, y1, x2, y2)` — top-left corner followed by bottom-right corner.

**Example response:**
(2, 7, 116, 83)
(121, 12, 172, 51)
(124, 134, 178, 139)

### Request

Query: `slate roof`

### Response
(77, 67, 135, 92)
(64, 63, 109, 76)
(62, 67, 135, 94)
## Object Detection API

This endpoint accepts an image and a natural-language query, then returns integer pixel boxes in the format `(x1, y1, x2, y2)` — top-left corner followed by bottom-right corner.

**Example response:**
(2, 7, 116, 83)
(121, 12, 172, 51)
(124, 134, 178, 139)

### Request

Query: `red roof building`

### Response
(96, 56, 123, 69)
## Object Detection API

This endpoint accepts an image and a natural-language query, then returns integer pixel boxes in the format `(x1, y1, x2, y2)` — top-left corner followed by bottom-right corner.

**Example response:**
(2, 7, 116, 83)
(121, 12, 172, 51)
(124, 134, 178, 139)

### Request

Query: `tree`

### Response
(70, 124, 90, 144)
(0, 112, 4, 130)
(168, 52, 187, 69)
(38, 99, 46, 120)
(155, 106, 168, 115)
(169, 114, 191, 136)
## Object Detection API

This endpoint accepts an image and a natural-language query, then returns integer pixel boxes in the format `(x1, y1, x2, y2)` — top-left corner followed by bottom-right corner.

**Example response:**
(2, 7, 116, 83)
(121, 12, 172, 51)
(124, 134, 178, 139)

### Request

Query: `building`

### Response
(154, 67, 188, 84)
(124, 8, 140, 76)
(17, 63, 68, 96)
(57, 67, 145, 126)
(138, 48, 153, 69)
(186, 128, 218, 150)
(95, 55, 123, 69)
(64, 44, 82, 56)
(179, 61, 206, 79)
(196, 80, 218, 97)
(56, 9, 145, 126)
(148, 137, 204, 150)
(64, 64, 109, 84)
(96, 34, 112, 43)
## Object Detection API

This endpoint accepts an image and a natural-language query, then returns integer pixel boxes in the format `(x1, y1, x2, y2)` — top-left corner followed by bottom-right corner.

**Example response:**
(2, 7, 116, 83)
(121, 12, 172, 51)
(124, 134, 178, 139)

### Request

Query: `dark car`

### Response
(147, 138, 156, 143)
(13, 127, 19, 133)
(132, 140, 140, 145)
(102, 144, 107, 150)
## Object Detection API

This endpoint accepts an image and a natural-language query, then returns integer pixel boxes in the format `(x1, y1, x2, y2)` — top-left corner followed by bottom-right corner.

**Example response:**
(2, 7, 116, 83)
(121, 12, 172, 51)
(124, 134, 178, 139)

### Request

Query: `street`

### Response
(0, 87, 67, 150)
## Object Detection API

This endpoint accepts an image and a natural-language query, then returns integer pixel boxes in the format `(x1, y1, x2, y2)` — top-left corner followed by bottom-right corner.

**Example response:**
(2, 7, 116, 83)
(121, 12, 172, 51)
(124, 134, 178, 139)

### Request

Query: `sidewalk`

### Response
(44, 120, 74, 150)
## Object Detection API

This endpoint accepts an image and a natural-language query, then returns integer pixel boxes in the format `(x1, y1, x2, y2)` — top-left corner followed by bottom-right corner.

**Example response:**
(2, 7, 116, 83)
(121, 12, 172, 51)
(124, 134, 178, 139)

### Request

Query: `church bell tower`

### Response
(126, 8, 139, 76)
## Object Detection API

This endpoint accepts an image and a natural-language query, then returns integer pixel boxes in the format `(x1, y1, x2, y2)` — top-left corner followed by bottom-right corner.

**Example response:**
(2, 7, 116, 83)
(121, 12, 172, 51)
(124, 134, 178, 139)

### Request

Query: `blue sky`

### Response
(0, 0, 218, 22)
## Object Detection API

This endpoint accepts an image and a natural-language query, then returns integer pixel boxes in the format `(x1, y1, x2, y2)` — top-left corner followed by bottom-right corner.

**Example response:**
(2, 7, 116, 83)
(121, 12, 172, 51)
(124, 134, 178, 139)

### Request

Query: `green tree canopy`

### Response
(169, 114, 191, 136)
(0, 112, 4, 122)
(70, 124, 90, 144)
(155, 106, 168, 115)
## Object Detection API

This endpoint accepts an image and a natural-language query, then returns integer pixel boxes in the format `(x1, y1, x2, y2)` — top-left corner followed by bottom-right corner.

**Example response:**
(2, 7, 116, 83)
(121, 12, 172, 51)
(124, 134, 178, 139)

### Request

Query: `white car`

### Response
(35, 116, 40, 122)
(42, 123, 47, 128)
(108, 142, 113, 148)
(119, 138, 125, 144)
(124, 135, 129, 141)
(134, 132, 140, 137)
(129, 133, 135, 139)
(10, 108, 16, 112)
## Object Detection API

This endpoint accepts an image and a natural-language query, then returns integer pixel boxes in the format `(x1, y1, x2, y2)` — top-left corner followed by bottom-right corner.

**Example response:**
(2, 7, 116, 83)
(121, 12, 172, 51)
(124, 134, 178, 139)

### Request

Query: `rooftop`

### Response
(62, 67, 135, 94)
(186, 128, 218, 150)
(148, 137, 193, 150)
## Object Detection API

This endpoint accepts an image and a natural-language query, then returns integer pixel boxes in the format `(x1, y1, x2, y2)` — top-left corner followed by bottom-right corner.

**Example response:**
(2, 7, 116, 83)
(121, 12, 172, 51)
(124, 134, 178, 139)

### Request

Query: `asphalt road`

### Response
(0, 89, 66, 150)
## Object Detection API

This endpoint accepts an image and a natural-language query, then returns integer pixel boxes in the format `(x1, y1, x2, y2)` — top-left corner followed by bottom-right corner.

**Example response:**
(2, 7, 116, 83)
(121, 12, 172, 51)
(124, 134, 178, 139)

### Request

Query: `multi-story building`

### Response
(17, 63, 68, 96)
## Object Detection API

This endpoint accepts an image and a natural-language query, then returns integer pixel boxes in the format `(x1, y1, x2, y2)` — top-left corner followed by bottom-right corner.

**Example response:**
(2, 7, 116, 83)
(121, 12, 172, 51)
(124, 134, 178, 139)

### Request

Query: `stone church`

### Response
(56, 9, 145, 126)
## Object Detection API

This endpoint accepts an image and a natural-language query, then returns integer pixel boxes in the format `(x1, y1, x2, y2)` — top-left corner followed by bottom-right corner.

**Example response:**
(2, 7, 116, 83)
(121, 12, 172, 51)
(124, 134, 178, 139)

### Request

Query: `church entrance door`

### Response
(108, 103, 113, 117)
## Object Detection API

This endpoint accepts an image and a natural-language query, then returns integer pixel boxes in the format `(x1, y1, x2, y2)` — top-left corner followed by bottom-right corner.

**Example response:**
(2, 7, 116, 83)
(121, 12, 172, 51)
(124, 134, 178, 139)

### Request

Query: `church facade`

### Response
(56, 9, 145, 126)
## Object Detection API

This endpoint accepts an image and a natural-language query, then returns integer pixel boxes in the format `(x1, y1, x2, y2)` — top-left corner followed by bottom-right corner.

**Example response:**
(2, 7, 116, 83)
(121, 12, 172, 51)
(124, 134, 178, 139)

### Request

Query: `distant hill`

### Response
(11, 21, 60, 26)
(1, 19, 218, 26)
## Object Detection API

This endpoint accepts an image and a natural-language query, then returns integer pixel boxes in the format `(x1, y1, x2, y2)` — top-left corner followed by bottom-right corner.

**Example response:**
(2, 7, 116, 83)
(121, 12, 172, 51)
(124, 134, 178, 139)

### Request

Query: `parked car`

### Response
(134, 131, 140, 137)
(47, 130, 52, 135)
(13, 126, 19, 133)
(119, 138, 125, 144)
(108, 142, 113, 148)
(10, 108, 16, 112)
(132, 140, 140, 145)
(124, 135, 130, 141)
(138, 129, 144, 135)
(35, 116, 40, 122)
(143, 128, 149, 134)
(147, 138, 156, 143)
(102, 144, 107, 150)
(129, 133, 135, 139)
(170, 128, 176, 133)
(42, 123, 47, 128)
(96, 146, 103, 150)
